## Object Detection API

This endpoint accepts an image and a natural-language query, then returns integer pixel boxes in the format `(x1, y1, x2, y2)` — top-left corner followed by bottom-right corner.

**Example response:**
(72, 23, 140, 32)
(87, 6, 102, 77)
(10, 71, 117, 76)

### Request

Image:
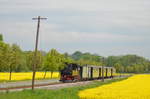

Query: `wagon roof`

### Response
(82, 65, 114, 68)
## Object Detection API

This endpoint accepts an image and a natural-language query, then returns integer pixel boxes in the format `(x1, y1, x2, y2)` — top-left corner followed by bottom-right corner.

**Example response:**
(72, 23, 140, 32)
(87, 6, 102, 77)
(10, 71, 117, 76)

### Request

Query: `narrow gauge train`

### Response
(60, 63, 115, 82)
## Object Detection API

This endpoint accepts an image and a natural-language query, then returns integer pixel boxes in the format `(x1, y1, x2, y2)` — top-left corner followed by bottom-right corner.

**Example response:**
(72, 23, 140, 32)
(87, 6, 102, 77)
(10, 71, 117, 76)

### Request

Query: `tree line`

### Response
(71, 51, 150, 73)
(0, 34, 150, 78)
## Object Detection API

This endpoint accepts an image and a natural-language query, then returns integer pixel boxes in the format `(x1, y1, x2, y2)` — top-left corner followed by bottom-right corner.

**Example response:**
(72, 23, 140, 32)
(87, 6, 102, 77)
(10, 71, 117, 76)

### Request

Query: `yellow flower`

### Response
(79, 74, 150, 99)
(0, 72, 59, 81)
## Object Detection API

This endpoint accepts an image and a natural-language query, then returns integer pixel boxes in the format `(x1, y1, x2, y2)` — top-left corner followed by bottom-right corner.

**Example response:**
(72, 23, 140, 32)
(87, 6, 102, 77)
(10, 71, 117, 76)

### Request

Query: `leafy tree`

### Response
(71, 51, 82, 60)
(0, 41, 10, 72)
(63, 52, 74, 64)
(0, 34, 3, 41)
(114, 63, 124, 73)
(72, 51, 103, 66)
(16, 52, 28, 72)
(25, 51, 43, 71)
(8, 44, 23, 80)
(43, 49, 65, 78)
(24, 51, 33, 71)
(106, 56, 120, 66)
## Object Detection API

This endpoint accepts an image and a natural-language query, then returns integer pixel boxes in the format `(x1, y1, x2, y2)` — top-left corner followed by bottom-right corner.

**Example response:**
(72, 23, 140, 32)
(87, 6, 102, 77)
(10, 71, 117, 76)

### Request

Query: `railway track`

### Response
(0, 75, 130, 92)
(0, 81, 93, 92)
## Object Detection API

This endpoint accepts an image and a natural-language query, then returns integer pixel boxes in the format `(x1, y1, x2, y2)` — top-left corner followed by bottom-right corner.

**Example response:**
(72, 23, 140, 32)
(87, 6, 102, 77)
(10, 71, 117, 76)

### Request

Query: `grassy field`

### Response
(79, 74, 150, 99)
(0, 78, 127, 99)
(0, 72, 59, 81)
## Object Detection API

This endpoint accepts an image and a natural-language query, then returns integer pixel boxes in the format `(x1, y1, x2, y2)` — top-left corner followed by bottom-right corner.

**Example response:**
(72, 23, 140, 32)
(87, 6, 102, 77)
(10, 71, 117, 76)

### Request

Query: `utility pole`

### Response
(32, 16, 47, 90)
(102, 57, 104, 82)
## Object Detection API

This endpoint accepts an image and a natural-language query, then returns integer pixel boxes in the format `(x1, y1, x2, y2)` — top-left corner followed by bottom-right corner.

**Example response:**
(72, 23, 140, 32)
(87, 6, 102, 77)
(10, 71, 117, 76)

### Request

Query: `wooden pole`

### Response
(32, 16, 47, 90)
(102, 58, 104, 82)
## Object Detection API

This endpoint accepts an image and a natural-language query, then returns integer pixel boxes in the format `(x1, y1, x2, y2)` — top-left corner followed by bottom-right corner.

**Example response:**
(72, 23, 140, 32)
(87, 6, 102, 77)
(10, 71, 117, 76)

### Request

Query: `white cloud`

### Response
(41, 31, 147, 44)
(1, 21, 148, 45)
(1, 0, 150, 12)
(0, 0, 150, 58)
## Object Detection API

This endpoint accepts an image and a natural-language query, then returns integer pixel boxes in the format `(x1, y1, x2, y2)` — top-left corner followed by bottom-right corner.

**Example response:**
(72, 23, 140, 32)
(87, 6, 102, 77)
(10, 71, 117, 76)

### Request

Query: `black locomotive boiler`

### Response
(60, 63, 115, 82)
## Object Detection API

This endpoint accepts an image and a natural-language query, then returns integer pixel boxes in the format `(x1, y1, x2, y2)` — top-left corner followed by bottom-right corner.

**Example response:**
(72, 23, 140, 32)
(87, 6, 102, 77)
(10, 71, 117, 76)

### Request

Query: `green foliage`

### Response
(106, 56, 120, 66)
(71, 52, 150, 73)
(63, 52, 74, 63)
(0, 34, 3, 41)
(72, 51, 103, 66)
(105, 55, 150, 73)
(71, 51, 82, 60)
(24, 51, 33, 70)
(114, 63, 124, 73)
(0, 41, 10, 71)
(0, 43, 27, 72)
(25, 51, 44, 71)
(43, 49, 65, 72)
(9, 44, 23, 71)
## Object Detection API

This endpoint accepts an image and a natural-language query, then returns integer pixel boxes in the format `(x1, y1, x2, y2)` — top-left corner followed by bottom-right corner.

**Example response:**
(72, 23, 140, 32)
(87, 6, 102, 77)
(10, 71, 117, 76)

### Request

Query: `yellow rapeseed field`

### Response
(79, 74, 150, 99)
(0, 72, 59, 81)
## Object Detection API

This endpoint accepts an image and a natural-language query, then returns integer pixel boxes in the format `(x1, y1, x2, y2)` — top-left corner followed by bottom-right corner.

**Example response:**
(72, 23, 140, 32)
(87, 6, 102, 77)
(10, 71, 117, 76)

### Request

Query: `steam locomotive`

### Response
(60, 63, 115, 82)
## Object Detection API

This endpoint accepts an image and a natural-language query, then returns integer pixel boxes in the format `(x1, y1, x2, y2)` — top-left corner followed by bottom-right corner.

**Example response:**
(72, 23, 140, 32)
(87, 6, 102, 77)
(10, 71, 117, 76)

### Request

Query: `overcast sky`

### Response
(0, 0, 150, 59)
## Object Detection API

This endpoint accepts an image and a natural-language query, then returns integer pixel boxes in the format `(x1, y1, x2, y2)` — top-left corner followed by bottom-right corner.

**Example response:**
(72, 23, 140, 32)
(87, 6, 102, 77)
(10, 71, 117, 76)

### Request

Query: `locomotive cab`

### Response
(60, 63, 81, 82)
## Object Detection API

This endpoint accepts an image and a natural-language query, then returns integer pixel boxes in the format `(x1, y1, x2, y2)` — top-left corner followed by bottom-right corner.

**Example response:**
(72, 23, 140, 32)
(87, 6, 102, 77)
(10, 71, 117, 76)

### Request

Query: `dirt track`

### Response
(0, 79, 59, 89)
(0, 80, 92, 92)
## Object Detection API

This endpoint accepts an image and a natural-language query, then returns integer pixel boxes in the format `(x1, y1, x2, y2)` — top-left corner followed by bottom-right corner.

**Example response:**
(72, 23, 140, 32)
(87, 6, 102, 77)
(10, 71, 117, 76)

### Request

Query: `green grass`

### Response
(0, 77, 128, 99)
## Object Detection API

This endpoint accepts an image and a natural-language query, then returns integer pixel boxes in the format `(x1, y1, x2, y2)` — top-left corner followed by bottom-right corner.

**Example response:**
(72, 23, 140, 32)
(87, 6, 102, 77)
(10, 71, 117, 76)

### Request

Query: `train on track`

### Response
(60, 63, 115, 82)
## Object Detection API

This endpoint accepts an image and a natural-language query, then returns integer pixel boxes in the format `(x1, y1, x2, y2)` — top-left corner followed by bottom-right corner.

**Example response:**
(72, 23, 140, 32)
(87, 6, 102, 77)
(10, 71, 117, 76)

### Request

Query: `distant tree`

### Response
(105, 55, 150, 73)
(63, 52, 74, 64)
(148, 62, 150, 72)
(8, 44, 23, 80)
(25, 51, 43, 71)
(114, 63, 124, 73)
(142, 62, 150, 72)
(43, 49, 65, 78)
(25, 51, 33, 70)
(71, 51, 82, 60)
(72, 51, 102, 66)
(106, 56, 120, 66)
(126, 66, 134, 73)
(15, 51, 28, 72)
(0, 34, 3, 41)
(64, 52, 69, 58)
(0, 41, 10, 72)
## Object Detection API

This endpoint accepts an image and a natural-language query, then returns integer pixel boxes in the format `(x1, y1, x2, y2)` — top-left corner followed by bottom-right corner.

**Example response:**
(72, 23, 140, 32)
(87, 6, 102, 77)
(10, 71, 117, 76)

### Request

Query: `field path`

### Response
(0, 79, 59, 89)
